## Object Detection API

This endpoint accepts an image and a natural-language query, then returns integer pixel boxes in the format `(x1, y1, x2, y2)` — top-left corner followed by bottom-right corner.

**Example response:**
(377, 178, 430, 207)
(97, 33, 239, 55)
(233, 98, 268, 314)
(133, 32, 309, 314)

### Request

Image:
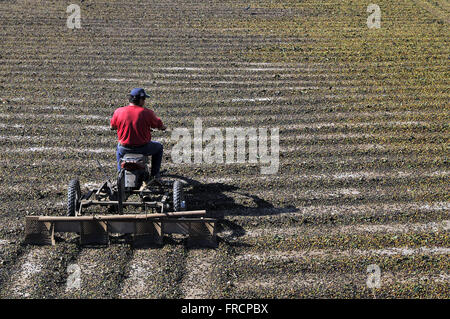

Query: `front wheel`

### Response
(67, 179, 81, 216)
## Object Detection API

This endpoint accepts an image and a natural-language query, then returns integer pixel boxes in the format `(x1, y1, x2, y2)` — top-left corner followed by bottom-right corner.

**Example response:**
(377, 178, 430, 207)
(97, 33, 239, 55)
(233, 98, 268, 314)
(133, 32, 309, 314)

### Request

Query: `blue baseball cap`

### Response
(129, 88, 150, 98)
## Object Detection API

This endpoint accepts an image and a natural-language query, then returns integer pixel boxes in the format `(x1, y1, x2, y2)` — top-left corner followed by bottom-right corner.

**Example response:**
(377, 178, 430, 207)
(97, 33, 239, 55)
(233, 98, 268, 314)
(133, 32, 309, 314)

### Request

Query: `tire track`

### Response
(180, 249, 219, 299)
(232, 271, 449, 298)
(63, 246, 132, 298)
(0, 247, 47, 298)
(227, 221, 449, 240)
(119, 248, 167, 298)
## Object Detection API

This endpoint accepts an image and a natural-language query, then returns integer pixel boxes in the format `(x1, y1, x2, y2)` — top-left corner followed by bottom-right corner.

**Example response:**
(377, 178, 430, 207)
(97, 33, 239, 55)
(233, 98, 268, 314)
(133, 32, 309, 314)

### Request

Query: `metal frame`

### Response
(25, 160, 218, 247)
(25, 210, 217, 248)
(79, 176, 174, 215)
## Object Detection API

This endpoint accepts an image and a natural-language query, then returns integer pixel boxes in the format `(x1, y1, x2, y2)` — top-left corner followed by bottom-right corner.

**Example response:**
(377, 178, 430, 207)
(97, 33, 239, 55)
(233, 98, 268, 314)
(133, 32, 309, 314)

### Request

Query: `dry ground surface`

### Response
(0, 0, 449, 298)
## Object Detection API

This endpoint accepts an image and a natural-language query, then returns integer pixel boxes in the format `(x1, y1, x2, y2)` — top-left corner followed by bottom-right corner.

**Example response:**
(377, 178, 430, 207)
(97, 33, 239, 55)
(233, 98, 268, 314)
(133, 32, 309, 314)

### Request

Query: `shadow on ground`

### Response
(164, 173, 298, 216)
(164, 174, 298, 245)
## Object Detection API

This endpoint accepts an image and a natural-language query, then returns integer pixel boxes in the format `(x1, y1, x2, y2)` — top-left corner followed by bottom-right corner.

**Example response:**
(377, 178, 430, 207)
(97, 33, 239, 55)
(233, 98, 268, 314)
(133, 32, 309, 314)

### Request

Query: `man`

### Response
(110, 88, 166, 180)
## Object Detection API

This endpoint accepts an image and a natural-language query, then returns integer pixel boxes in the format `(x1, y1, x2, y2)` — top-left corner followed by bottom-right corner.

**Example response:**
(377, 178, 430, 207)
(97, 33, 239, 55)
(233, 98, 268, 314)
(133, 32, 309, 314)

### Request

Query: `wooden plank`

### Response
(80, 221, 109, 246)
(24, 215, 217, 248)
(161, 218, 216, 235)
(162, 221, 190, 234)
(54, 221, 81, 232)
(187, 220, 217, 248)
(161, 218, 217, 248)
(108, 221, 135, 233)
(24, 217, 55, 245)
(133, 221, 163, 247)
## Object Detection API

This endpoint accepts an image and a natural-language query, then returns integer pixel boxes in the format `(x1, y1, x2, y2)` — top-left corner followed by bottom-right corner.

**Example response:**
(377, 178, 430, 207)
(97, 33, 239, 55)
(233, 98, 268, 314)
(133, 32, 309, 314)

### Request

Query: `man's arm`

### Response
(110, 110, 118, 130)
(147, 109, 165, 130)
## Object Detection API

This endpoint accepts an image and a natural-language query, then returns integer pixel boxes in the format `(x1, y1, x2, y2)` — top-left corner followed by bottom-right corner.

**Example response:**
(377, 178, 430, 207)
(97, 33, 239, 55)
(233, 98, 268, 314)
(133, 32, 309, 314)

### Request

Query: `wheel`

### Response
(173, 180, 186, 211)
(67, 179, 81, 216)
(117, 169, 125, 215)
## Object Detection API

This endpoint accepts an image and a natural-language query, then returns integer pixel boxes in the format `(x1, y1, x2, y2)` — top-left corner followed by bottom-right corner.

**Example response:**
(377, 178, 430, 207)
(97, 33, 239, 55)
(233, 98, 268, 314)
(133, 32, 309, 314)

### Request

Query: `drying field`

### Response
(0, 0, 449, 298)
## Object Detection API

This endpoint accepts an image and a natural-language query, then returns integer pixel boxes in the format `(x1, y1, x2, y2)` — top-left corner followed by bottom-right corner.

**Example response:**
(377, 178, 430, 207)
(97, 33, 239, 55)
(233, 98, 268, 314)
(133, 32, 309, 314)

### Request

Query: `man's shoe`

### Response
(138, 180, 149, 192)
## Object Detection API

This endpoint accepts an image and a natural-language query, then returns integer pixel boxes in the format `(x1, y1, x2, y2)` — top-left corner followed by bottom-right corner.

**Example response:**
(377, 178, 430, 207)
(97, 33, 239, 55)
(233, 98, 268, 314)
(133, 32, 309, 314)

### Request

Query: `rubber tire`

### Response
(67, 179, 81, 216)
(117, 169, 125, 215)
(173, 181, 185, 212)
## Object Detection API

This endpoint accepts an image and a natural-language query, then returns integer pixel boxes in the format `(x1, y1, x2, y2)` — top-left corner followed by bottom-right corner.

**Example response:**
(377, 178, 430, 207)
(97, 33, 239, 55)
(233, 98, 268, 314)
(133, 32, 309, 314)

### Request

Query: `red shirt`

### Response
(110, 104, 163, 146)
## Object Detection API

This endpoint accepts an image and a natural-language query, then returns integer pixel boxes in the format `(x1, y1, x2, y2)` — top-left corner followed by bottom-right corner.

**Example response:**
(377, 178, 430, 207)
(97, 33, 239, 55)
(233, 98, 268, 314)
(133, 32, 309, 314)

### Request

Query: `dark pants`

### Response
(116, 141, 163, 176)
